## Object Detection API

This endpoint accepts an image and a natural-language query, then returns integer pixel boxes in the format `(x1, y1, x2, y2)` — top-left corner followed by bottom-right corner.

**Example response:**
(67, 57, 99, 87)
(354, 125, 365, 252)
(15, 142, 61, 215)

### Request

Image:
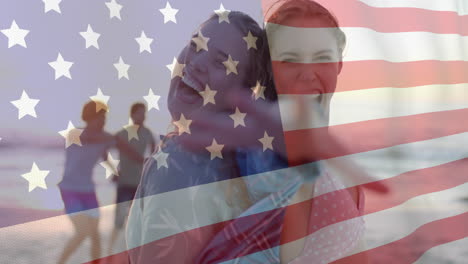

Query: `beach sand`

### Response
(0, 205, 129, 264)
(1, 199, 467, 264)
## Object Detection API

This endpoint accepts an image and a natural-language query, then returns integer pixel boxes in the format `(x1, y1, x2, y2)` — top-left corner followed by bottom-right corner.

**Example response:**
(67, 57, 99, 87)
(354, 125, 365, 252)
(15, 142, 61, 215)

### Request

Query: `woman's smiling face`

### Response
(267, 17, 343, 124)
(168, 17, 252, 120)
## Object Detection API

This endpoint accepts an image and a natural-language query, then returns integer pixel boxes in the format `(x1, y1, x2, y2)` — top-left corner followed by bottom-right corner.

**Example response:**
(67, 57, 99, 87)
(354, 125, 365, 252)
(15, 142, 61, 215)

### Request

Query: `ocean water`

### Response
(0, 146, 118, 211)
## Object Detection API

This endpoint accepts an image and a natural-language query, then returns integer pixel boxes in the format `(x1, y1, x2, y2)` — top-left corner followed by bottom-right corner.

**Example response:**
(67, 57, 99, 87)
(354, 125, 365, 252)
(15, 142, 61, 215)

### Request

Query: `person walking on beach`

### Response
(108, 103, 157, 255)
(57, 100, 143, 264)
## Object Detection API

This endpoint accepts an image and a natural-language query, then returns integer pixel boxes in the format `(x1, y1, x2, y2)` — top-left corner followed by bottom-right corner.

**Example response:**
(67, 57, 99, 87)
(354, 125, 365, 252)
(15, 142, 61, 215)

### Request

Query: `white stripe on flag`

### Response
(279, 83, 468, 131)
(324, 132, 468, 190)
(359, 0, 468, 16)
(340, 184, 468, 258)
(267, 24, 468, 62)
(413, 237, 468, 264)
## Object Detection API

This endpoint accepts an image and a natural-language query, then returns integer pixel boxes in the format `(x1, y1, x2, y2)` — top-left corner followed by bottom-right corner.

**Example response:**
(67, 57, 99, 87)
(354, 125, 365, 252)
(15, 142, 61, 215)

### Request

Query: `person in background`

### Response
(57, 100, 143, 264)
(108, 102, 157, 256)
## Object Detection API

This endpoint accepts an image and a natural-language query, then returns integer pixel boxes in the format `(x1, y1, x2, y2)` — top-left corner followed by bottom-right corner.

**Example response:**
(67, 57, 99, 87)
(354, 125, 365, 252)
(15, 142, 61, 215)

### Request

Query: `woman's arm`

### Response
(115, 136, 144, 163)
(101, 152, 119, 176)
(279, 182, 315, 264)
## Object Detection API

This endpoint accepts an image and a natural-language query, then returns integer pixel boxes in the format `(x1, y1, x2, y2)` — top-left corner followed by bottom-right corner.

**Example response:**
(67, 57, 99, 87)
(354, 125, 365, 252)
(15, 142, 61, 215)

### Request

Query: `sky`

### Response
(0, 0, 264, 142)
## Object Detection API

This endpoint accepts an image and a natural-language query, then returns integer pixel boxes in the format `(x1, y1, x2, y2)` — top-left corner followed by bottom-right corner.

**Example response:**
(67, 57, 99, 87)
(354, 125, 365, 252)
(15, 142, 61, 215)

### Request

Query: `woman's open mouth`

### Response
(182, 71, 203, 92)
(175, 77, 202, 105)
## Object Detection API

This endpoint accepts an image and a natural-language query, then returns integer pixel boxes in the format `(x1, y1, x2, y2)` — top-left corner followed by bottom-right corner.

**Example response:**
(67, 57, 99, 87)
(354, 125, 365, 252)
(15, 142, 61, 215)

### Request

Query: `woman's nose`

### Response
(186, 49, 208, 74)
(189, 59, 208, 74)
(297, 65, 318, 82)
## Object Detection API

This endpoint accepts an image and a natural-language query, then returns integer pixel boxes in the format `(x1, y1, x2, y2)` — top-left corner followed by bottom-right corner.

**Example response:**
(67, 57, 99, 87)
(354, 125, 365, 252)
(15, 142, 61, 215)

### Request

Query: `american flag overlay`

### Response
(1, 0, 467, 263)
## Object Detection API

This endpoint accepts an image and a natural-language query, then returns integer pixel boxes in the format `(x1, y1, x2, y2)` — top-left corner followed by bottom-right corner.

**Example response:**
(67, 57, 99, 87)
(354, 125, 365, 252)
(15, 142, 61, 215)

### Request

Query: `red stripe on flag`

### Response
(264, 0, 468, 35)
(272, 61, 468, 94)
(92, 159, 467, 263)
(284, 108, 468, 166)
(362, 159, 468, 214)
(87, 208, 284, 263)
(331, 212, 468, 264)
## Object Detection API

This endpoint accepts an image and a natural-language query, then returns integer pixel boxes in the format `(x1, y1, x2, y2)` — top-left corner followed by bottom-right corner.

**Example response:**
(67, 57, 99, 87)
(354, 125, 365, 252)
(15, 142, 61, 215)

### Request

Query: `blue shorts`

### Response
(59, 188, 100, 218)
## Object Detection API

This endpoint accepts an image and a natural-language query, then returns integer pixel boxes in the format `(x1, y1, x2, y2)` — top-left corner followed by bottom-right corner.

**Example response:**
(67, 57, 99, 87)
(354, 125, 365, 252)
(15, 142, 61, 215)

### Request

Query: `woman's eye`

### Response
(214, 54, 226, 67)
(190, 41, 197, 50)
(316, 56, 332, 62)
(281, 57, 296, 63)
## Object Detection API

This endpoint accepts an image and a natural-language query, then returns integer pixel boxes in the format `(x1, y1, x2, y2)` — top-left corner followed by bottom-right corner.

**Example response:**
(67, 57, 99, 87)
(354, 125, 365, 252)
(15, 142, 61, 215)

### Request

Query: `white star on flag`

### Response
(105, 0, 123, 20)
(48, 53, 73, 80)
(42, 0, 62, 14)
(21, 162, 49, 192)
(153, 149, 169, 169)
(243, 31, 258, 50)
(135, 31, 153, 53)
(58, 121, 83, 148)
(1, 20, 29, 48)
(192, 30, 210, 52)
(229, 107, 246, 128)
(143, 88, 161, 111)
(159, 2, 178, 24)
(251, 81, 266, 100)
(214, 3, 230, 23)
(100, 153, 120, 178)
(258, 131, 274, 152)
(114, 56, 130, 80)
(223, 55, 239, 75)
(124, 118, 140, 141)
(206, 139, 224, 160)
(199, 85, 217, 106)
(174, 114, 192, 135)
(80, 24, 101, 49)
(10, 90, 40, 119)
(166, 57, 185, 79)
(90, 88, 110, 111)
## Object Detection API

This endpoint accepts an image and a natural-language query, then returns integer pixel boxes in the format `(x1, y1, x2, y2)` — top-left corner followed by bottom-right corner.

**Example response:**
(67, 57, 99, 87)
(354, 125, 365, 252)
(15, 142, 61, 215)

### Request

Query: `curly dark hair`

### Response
(202, 11, 277, 101)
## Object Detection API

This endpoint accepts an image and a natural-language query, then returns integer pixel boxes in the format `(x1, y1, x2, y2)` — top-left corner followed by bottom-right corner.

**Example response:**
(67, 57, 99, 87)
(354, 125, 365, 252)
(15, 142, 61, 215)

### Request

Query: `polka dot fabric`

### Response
(290, 171, 365, 264)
